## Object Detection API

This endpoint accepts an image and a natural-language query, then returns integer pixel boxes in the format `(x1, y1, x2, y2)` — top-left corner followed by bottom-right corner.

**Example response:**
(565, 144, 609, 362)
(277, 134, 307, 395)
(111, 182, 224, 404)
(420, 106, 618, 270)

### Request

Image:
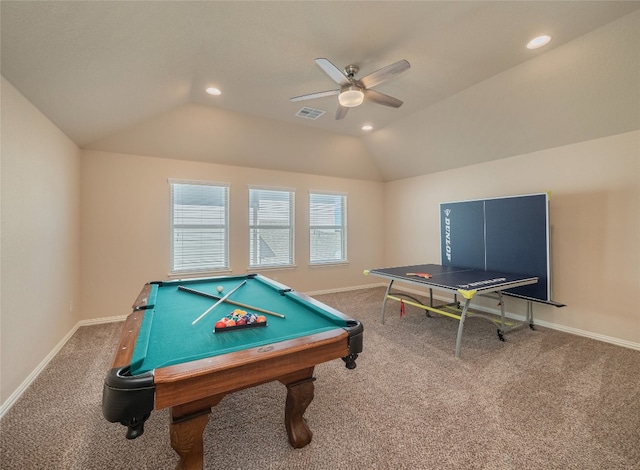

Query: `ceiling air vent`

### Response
(295, 107, 325, 120)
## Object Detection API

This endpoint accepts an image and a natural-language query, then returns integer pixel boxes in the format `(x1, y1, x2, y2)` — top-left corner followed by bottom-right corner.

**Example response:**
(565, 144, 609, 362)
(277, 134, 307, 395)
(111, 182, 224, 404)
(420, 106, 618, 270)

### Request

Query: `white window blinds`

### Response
(249, 188, 294, 267)
(170, 181, 229, 273)
(309, 192, 347, 264)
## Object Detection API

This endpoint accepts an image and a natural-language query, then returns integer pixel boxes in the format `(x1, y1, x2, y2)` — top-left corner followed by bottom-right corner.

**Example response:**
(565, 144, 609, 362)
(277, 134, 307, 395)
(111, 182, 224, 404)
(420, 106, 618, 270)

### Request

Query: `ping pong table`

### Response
(364, 264, 538, 357)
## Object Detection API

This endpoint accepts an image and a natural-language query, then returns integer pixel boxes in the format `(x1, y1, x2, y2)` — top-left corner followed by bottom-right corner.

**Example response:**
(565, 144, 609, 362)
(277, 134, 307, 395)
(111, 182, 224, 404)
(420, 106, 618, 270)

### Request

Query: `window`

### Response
(309, 192, 347, 264)
(170, 180, 229, 274)
(249, 188, 294, 268)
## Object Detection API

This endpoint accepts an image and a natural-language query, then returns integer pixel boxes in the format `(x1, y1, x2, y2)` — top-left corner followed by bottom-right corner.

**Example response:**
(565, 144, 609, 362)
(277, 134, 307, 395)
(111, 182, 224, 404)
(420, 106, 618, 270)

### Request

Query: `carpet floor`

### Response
(1, 287, 639, 469)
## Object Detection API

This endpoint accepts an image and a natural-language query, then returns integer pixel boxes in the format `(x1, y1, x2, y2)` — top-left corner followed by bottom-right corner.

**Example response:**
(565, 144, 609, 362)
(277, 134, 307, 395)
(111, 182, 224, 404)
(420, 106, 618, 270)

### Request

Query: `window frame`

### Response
(169, 179, 230, 275)
(248, 186, 296, 269)
(309, 190, 348, 265)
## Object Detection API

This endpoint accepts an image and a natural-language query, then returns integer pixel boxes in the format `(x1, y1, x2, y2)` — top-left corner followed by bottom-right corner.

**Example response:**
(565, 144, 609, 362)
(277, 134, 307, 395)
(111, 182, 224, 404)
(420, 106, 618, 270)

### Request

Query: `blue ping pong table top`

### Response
(367, 264, 538, 293)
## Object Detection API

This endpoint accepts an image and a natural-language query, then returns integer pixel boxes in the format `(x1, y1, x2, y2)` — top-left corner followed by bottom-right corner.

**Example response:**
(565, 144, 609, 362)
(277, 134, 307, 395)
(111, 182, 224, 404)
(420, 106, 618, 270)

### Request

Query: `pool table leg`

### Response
(169, 395, 223, 470)
(280, 367, 316, 449)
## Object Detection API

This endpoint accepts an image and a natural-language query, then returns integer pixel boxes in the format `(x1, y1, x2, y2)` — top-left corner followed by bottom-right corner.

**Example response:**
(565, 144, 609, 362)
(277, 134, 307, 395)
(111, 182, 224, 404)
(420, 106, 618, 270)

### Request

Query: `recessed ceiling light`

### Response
(206, 87, 222, 95)
(362, 125, 373, 131)
(526, 35, 552, 50)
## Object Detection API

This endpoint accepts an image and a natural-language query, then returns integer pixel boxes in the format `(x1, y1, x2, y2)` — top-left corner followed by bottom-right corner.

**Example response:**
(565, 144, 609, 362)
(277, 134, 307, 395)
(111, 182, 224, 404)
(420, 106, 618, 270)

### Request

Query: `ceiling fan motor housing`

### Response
(344, 64, 359, 78)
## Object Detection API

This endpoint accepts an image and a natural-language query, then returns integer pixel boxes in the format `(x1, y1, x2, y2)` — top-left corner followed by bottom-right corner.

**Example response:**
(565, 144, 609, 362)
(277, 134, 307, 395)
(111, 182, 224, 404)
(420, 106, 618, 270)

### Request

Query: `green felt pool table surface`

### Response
(130, 274, 354, 374)
(103, 273, 363, 469)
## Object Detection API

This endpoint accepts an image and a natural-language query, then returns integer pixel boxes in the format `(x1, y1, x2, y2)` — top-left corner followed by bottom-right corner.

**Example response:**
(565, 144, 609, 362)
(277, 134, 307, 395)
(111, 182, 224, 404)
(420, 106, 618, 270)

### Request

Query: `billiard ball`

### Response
(217, 286, 224, 293)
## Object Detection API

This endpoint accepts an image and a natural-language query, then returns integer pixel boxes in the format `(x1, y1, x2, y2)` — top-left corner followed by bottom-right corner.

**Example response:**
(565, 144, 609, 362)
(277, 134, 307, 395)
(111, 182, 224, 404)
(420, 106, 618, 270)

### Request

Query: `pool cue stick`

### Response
(192, 280, 247, 325)
(178, 285, 285, 319)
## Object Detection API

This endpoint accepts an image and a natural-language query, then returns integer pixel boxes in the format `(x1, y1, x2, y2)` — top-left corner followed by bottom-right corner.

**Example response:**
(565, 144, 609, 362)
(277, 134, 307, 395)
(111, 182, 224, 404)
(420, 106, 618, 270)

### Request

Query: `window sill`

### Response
(167, 268, 232, 279)
(246, 265, 297, 273)
(309, 261, 349, 268)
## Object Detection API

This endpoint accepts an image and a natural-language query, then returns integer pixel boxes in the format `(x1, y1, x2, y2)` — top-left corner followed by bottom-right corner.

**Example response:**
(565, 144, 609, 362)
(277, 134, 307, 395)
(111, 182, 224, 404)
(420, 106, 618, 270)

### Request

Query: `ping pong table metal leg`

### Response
(455, 298, 472, 358)
(381, 280, 394, 324)
(496, 291, 507, 341)
(526, 301, 535, 330)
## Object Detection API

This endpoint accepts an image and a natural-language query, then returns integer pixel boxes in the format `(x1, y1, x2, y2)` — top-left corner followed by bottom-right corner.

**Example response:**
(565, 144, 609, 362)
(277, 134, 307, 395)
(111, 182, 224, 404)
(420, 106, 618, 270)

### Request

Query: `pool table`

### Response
(102, 273, 363, 469)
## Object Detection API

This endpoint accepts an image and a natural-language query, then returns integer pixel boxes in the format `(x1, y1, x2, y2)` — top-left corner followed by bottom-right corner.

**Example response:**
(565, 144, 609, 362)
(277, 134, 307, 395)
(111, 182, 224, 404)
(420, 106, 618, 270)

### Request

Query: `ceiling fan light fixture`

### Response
(338, 86, 364, 107)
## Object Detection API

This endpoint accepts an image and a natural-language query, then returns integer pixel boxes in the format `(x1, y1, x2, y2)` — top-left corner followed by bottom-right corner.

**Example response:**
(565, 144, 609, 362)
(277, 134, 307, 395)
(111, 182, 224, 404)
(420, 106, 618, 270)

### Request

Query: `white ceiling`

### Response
(2, 1, 639, 181)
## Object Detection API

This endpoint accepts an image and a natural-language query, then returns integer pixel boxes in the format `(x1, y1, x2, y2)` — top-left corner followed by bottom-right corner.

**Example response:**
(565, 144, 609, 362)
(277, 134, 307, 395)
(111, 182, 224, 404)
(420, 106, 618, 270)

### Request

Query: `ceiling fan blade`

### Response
(335, 104, 349, 120)
(315, 58, 350, 86)
(290, 89, 339, 102)
(359, 59, 410, 89)
(364, 89, 404, 108)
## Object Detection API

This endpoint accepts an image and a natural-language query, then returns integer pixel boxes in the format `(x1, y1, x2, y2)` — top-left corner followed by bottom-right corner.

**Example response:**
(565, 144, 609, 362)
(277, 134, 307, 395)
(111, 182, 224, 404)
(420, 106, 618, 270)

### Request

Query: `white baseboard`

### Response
(0, 322, 81, 419)
(378, 283, 640, 351)
(306, 283, 379, 297)
(528, 320, 639, 351)
(0, 315, 127, 419)
(79, 314, 128, 326)
(2, 284, 637, 418)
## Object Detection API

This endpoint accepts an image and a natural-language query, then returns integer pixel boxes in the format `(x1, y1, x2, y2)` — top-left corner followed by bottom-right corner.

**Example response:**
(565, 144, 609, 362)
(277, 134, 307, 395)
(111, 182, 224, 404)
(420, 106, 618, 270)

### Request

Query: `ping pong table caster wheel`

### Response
(529, 323, 536, 331)
(497, 330, 505, 342)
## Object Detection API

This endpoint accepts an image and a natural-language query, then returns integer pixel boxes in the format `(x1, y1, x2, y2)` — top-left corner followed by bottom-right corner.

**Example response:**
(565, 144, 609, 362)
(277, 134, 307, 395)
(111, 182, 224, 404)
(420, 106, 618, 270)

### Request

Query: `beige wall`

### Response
(384, 130, 640, 344)
(0, 77, 81, 404)
(79, 150, 385, 321)
(1, 75, 638, 413)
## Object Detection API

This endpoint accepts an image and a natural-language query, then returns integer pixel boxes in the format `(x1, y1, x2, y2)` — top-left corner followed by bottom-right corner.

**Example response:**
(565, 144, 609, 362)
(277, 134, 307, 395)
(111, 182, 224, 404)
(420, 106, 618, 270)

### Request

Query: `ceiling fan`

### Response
(291, 58, 411, 120)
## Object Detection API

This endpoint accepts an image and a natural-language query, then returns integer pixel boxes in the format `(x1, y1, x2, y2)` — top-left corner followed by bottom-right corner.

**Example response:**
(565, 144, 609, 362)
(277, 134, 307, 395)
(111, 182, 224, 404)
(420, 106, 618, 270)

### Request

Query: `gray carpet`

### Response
(1, 287, 639, 469)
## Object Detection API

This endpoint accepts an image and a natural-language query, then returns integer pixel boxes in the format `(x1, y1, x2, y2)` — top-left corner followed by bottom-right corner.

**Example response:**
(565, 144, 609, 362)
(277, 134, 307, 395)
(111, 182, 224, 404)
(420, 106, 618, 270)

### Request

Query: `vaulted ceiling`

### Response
(2, 1, 639, 181)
